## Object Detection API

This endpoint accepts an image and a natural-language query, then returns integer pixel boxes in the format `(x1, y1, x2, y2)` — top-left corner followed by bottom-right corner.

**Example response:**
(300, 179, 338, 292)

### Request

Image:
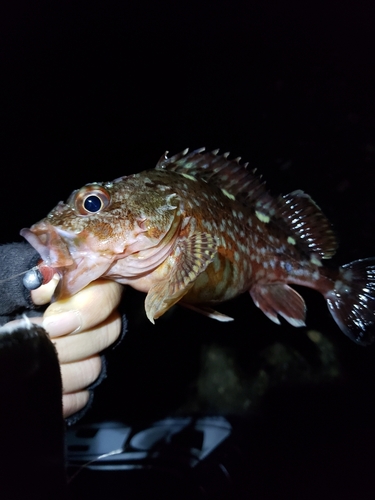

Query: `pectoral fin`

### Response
(145, 232, 216, 322)
(250, 283, 306, 327)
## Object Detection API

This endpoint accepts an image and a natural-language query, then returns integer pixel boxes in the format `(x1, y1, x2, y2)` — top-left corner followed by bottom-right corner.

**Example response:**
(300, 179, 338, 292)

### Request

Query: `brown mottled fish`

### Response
(21, 148, 375, 344)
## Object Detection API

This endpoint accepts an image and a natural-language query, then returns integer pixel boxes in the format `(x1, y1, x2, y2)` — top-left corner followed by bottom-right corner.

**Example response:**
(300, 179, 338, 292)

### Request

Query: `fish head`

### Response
(21, 176, 180, 298)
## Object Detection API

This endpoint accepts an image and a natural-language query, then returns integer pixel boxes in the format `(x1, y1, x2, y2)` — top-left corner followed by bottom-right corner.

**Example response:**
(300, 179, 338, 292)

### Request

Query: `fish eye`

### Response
(83, 195, 103, 212)
(74, 186, 110, 215)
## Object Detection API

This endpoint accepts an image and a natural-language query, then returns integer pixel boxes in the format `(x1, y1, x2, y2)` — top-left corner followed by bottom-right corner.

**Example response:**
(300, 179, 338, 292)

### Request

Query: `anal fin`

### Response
(250, 283, 306, 327)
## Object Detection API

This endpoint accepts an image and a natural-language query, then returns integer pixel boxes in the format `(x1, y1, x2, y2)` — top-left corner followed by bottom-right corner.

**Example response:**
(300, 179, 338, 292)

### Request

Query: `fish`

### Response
(21, 148, 375, 345)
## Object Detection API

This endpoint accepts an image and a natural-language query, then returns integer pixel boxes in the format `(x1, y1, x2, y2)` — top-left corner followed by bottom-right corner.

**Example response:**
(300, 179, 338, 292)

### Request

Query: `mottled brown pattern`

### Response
(21, 149, 375, 344)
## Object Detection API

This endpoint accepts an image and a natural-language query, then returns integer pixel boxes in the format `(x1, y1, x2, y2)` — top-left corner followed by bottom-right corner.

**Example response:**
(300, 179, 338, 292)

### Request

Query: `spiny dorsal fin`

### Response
(156, 148, 270, 205)
(276, 190, 338, 259)
(157, 150, 337, 259)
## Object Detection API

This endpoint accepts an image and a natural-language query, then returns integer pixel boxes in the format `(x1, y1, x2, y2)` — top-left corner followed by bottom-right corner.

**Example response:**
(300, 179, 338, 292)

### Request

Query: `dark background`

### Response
(1, 1, 375, 498)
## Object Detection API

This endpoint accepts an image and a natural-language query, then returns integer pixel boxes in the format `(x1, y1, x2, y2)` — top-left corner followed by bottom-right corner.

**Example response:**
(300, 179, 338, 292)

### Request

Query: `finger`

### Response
(43, 279, 123, 337)
(63, 391, 90, 418)
(53, 310, 121, 363)
(60, 355, 102, 394)
(30, 274, 60, 305)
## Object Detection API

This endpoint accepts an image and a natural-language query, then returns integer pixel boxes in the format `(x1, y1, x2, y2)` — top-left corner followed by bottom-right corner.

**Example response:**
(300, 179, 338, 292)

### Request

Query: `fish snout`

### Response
(20, 223, 74, 268)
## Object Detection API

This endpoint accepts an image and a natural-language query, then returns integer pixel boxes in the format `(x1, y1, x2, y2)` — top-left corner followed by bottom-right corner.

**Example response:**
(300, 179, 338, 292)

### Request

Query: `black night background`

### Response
(1, 1, 375, 498)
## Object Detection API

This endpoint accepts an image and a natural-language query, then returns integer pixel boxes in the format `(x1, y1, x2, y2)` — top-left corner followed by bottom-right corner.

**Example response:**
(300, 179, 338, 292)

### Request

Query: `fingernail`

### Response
(43, 310, 82, 337)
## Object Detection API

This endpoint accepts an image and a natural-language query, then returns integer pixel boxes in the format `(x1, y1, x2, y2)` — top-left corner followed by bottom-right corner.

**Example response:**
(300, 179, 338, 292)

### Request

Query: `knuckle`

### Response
(63, 391, 90, 418)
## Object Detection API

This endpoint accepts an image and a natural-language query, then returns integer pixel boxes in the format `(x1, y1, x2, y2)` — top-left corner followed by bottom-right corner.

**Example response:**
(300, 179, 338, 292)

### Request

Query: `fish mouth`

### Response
(20, 223, 75, 268)
(20, 222, 113, 298)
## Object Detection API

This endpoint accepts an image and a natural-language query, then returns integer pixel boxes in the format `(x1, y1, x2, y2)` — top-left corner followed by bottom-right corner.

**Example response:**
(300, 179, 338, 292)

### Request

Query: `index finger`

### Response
(43, 279, 124, 335)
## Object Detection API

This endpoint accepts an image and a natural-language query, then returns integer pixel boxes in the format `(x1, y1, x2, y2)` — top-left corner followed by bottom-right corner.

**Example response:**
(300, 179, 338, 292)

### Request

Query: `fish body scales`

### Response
(20, 148, 375, 345)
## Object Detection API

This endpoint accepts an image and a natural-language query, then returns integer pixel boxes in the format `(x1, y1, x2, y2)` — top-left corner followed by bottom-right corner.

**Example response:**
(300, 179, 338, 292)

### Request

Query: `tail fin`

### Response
(326, 258, 375, 345)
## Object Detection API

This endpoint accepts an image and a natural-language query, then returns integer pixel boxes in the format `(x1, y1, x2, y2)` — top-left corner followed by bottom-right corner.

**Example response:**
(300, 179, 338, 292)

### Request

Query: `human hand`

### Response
(31, 276, 123, 418)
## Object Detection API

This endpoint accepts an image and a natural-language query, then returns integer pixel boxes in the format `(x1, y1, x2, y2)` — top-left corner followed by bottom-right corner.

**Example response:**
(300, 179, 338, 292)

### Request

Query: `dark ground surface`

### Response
(1, 1, 375, 498)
